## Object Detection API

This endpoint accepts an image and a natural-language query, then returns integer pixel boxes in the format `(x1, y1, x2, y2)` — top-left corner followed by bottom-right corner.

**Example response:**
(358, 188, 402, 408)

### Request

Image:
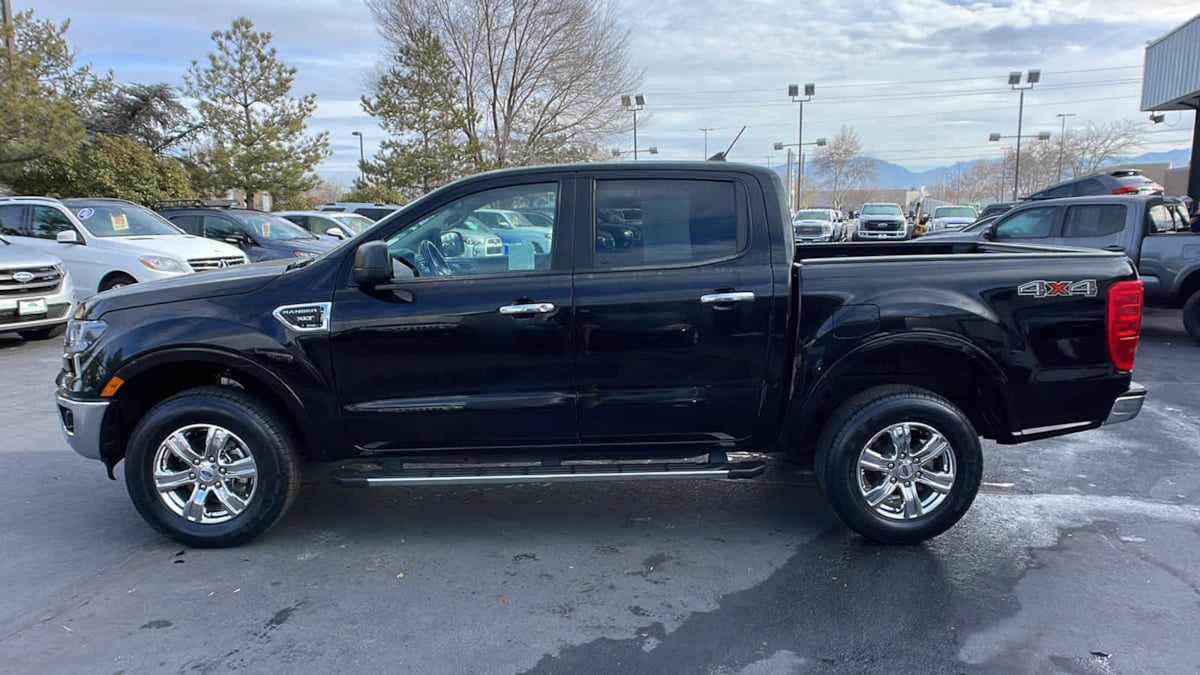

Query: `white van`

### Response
(0, 197, 248, 297)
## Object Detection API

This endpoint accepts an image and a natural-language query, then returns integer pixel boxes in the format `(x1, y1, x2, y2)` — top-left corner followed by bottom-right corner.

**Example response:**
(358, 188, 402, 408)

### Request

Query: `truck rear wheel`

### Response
(1183, 290, 1200, 344)
(124, 386, 301, 548)
(815, 386, 982, 544)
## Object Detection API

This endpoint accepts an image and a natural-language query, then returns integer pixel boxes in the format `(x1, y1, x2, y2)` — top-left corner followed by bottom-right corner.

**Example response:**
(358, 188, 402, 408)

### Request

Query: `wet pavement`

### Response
(0, 308, 1197, 673)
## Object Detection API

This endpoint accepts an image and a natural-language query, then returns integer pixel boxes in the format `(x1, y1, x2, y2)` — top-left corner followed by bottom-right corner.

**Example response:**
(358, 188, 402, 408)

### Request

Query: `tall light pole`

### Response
(1055, 112, 1076, 182)
(351, 131, 365, 185)
(1008, 69, 1040, 200)
(775, 138, 827, 209)
(990, 130, 1051, 198)
(788, 83, 815, 212)
(699, 127, 714, 159)
(621, 94, 646, 160)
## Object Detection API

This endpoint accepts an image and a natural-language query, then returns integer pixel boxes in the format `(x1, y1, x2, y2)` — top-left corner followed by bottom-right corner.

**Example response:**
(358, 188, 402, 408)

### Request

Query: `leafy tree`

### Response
(183, 17, 330, 206)
(361, 25, 476, 200)
(16, 135, 195, 204)
(9, 11, 114, 116)
(88, 83, 204, 154)
(340, 184, 406, 205)
(0, 11, 87, 181)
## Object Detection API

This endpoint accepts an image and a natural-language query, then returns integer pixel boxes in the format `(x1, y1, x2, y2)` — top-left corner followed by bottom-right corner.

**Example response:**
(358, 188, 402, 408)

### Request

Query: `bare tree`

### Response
(365, 0, 642, 169)
(1063, 120, 1146, 177)
(305, 176, 346, 205)
(810, 126, 876, 210)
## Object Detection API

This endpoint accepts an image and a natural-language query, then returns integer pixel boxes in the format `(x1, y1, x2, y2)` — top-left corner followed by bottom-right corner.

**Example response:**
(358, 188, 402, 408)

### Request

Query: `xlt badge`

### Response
(272, 302, 331, 332)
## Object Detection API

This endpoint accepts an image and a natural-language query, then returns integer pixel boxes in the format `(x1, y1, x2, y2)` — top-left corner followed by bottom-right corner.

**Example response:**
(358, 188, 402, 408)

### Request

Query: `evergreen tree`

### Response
(184, 17, 330, 206)
(361, 26, 475, 200)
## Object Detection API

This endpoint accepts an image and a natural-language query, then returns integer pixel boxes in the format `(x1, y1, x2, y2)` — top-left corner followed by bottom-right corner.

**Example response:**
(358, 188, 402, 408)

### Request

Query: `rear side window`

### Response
(1062, 204, 1126, 238)
(166, 214, 200, 234)
(593, 179, 744, 268)
(1074, 179, 1104, 196)
(0, 205, 25, 236)
(993, 207, 1056, 240)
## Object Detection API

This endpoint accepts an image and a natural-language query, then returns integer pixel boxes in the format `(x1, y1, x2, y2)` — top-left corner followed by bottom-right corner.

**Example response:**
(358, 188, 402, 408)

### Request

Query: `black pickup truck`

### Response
(55, 162, 1147, 548)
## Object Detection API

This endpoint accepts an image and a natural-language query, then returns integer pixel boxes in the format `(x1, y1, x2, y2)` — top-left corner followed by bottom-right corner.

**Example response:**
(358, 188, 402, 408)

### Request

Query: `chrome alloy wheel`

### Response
(152, 424, 258, 524)
(856, 422, 957, 521)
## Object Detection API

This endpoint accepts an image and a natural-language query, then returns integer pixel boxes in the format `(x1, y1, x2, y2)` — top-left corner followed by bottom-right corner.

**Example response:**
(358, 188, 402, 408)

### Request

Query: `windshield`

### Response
(863, 204, 902, 215)
(66, 201, 183, 237)
(934, 207, 977, 218)
(794, 210, 831, 221)
(236, 213, 315, 241)
(333, 214, 374, 234)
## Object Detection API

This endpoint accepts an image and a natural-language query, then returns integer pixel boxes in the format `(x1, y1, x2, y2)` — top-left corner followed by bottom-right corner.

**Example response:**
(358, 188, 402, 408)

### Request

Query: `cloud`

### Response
(34, 0, 1197, 183)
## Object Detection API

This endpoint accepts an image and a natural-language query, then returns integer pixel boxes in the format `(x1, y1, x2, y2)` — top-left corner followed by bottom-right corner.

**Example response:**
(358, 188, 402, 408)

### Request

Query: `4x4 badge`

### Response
(1018, 279, 1098, 298)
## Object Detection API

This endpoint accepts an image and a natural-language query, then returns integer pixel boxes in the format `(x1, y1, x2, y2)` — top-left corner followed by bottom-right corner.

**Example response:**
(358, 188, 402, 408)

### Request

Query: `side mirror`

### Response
(440, 231, 465, 258)
(223, 233, 248, 247)
(352, 240, 392, 287)
(984, 222, 999, 240)
(325, 227, 347, 240)
(56, 230, 80, 244)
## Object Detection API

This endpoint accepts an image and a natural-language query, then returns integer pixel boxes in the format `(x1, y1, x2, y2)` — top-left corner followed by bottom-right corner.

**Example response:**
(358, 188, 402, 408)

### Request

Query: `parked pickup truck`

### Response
(55, 162, 1147, 548)
(942, 195, 1200, 343)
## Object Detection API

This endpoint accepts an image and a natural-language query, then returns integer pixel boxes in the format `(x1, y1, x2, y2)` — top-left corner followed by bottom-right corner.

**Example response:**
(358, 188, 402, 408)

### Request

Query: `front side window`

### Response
(593, 179, 742, 268)
(202, 215, 243, 241)
(29, 206, 76, 240)
(1062, 204, 1126, 238)
(384, 183, 558, 278)
(993, 207, 1056, 240)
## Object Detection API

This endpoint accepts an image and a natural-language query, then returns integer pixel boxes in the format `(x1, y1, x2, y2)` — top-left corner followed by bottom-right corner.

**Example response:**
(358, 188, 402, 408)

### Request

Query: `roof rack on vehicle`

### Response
(152, 199, 240, 211)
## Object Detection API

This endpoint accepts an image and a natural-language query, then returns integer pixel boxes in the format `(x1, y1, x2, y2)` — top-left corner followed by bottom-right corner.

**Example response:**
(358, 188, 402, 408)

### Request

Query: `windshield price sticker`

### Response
(111, 213, 130, 231)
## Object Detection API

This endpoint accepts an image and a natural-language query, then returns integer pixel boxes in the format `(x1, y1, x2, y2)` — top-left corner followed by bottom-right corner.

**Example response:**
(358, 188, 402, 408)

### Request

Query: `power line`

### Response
(645, 65, 1143, 97)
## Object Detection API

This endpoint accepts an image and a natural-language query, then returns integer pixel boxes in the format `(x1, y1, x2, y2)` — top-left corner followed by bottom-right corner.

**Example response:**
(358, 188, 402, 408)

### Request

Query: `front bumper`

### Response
(1104, 383, 1146, 425)
(857, 229, 907, 239)
(55, 392, 109, 460)
(0, 274, 75, 332)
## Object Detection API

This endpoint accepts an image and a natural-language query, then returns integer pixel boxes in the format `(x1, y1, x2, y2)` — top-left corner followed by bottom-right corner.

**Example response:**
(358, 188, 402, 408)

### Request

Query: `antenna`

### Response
(707, 126, 747, 161)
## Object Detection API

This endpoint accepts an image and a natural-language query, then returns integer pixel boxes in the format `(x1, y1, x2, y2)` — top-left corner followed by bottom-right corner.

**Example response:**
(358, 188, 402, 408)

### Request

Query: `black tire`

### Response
(124, 386, 301, 548)
(18, 324, 65, 340)
(815, 385, 982, 544)
(1183, 290, 1200, 345)
(99, 273, 136, 293)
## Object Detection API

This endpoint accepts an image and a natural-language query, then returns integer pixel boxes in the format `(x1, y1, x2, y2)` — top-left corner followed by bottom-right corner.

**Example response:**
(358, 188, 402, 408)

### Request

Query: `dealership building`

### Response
(1142, 12, 1200, 203)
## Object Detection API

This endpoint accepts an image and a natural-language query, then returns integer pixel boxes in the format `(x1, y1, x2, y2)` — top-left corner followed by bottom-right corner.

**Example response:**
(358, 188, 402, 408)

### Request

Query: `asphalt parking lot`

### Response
(1, 308, 1197, 674)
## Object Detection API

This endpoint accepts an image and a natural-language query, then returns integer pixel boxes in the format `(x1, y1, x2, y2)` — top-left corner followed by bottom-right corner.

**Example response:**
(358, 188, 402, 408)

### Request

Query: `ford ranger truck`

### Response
(55, 162, 1147, 547)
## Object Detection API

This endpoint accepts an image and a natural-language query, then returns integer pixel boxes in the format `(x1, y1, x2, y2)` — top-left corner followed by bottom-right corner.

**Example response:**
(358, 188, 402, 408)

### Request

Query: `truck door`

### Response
(327, 177, 577, 451)
(572, 173, 775, 445)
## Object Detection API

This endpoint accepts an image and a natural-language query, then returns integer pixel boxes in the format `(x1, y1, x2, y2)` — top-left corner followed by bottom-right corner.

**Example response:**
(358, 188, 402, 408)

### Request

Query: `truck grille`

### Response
(188, 257, 246, 272)
(0, 266, 62, 297)
(485, 239, 504, 256)
(865, 221, 902, 231)
(794, 225, 826, 236)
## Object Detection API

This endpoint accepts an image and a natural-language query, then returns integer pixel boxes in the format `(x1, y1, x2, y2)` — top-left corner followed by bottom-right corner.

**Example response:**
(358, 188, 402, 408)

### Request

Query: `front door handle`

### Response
(499, 303, 556, 315)
(700, 292, 755, 304)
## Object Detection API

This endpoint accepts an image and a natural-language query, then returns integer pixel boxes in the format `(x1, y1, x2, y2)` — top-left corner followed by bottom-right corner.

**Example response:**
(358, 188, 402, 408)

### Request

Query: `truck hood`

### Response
(93, 234, 246, 260)
(0, 240, 62, 267)
(793, 219, 833, 226)
(860, 215, 904, 222)
(932, 217, 975, 226)
(82, 259, 293, 318)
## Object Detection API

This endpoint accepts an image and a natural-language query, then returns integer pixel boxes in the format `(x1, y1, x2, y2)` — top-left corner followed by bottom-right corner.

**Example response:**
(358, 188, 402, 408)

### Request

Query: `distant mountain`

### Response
(773, 148, 1191, 189)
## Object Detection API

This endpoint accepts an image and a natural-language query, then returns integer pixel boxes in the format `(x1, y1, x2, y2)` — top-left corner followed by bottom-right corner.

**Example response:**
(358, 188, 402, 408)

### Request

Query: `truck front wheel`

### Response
(1183, 290, 1200, 344)
(815, 386, 982, 544)
(124, 386, 301, 548)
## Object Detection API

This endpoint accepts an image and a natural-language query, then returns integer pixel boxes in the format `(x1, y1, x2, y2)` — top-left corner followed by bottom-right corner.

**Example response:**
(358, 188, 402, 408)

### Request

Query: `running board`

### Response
(330, 453, 767, 488)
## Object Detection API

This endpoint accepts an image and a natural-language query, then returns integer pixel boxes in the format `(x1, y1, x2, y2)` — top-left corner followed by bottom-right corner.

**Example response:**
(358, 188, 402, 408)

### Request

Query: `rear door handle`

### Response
(499, 303, 556, 315)
(700, 292, 755, 304)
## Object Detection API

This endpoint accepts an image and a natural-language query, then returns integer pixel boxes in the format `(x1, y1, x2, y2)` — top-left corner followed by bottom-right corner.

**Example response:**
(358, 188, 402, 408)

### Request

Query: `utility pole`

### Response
(1055, 113, 1076, 183)
(699, 128, 714, 159)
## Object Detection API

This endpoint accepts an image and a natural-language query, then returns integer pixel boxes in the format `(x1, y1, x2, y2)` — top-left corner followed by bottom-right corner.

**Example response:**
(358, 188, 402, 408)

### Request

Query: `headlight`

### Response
(822, 224, 834, 233)
(462, 236, 479, 245)
(64, 319, 107, 354)
(292, 251, 316, 258)
(138, 256, 188, 273)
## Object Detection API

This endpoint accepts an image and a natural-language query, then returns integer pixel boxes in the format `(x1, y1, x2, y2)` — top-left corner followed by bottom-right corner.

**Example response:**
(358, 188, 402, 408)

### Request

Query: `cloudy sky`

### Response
(33, 0, 1199, 182)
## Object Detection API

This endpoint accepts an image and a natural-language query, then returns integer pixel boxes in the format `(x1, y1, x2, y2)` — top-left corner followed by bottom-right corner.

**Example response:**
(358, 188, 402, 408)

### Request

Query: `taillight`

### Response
(1112, 186, 1139, 195)
(1106, 280, 1143, 372)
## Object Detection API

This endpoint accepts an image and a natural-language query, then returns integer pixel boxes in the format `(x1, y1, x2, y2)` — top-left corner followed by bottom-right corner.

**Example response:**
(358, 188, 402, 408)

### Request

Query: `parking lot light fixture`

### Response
(788, 82, 815, 211)
(621, 94, 646, 159)
(1009, 69, 1040, 200)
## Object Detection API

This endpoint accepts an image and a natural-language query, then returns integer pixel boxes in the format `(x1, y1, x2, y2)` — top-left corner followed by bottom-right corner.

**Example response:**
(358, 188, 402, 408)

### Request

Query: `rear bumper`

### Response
(1104, 383, 1146, 425)
(55, 392, 109, 460)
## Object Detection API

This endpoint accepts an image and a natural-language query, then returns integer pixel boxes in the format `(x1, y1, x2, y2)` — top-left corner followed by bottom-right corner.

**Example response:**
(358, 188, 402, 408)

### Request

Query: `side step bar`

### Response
(330, 453, 767, 488)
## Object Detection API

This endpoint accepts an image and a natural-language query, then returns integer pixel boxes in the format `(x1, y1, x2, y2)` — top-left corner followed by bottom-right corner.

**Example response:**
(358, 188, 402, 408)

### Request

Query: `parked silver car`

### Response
(0, 235, 76, 340)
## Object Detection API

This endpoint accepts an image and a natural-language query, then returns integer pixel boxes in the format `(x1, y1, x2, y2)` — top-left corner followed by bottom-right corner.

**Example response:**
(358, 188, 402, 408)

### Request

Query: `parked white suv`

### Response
(0, 197, 248, 297)
(0, 235, 76, 341)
